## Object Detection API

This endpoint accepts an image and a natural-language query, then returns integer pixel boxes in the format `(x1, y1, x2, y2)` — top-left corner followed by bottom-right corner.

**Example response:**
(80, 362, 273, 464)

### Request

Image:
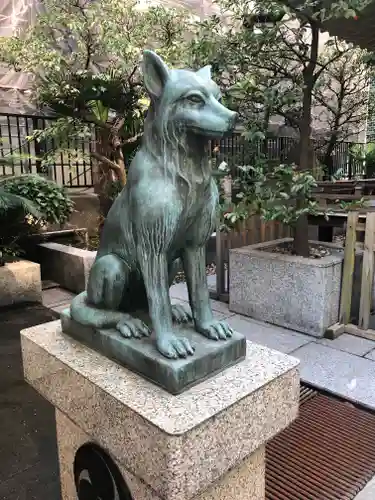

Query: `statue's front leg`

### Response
(183, 246, 233, 340)
(139, 251, 194, 359)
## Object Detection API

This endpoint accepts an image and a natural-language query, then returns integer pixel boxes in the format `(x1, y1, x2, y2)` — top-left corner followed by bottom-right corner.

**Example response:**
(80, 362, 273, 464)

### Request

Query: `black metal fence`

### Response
(0, 112, 94, 188)
(213, 134, 366, 179)
(0, 112, 366, 187)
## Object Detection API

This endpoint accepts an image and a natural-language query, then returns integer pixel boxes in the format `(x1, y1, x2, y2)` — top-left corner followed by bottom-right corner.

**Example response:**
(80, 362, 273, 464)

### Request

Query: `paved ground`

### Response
(42, 281, 375, 499)
(355, 477, 375, 500)
(0, 303, 61, 500)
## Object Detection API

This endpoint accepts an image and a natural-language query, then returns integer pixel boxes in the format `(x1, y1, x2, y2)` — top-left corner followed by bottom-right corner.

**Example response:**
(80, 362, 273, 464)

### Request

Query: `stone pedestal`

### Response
(39, 243, 96, 294)
(21, 320, 300, 500)
(0, 260, 42, 307)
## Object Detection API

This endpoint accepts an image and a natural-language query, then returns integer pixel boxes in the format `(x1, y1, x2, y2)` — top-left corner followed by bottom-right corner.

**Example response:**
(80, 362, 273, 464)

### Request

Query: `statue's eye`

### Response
(187, 94, 204, 104)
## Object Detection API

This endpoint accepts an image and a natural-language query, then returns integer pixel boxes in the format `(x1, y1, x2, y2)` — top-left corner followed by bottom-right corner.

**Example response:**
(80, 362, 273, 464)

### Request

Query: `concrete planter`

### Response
(0, 260, 42, 307)
(229, 238, 344, 337)
(38, 242, 96, 294)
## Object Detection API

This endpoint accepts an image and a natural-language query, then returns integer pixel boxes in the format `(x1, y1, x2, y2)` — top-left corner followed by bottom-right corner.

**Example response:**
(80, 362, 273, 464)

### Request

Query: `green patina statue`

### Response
(69, 50, 238, 360)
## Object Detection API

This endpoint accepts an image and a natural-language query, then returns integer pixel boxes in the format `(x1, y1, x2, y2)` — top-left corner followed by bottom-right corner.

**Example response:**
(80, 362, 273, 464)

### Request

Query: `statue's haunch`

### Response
(70, 49, 237, 359)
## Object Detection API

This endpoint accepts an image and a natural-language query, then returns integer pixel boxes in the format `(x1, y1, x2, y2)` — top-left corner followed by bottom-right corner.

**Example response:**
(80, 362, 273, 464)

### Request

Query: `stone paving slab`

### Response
(42, 287, 75, 308)
(224, 314, 313, 354)
(49, 303, 70, 314)
(169, 282, 190, 301)
(0, 460, 60, 500)
(318, 333, 375, 357)
(291, 342, 375, 410)
(365, 349, 375, 361)
(354, 476, 375, 499)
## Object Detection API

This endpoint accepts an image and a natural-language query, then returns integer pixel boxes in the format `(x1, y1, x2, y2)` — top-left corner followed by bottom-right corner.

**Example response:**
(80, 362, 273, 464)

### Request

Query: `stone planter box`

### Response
(229, 237, 375, 337)
(229, 238, 344, 337)
(38, 242, 96, 294)
(0, 260, 42, 307)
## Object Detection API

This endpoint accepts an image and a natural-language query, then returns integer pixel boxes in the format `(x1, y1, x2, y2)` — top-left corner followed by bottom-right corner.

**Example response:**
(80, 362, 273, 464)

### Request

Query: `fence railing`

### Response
(0, 111, 367, 188)
(213, 134, 366, 180)
(0, 112, 94, 188)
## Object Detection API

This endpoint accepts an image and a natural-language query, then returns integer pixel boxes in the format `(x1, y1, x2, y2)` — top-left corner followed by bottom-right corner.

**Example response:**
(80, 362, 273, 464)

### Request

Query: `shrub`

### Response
(0, 175, 74, 262)
(0, 186, 41, 264)
(2, 174, 74, 225)
(220, 159, 321, 252)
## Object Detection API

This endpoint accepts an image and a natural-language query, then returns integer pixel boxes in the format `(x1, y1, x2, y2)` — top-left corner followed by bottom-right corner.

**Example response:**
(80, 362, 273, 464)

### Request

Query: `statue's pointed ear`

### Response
(196, 65, 212, 81)
(141, 50, 169, 99)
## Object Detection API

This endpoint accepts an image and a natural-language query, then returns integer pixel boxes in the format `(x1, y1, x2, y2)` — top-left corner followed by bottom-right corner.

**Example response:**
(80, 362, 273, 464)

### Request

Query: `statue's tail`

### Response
(70, 292, 127, 328)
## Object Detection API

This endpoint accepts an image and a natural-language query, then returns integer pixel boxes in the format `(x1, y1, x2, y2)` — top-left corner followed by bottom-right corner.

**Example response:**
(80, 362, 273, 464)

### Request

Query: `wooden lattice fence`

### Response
(327, 211, 375, 340)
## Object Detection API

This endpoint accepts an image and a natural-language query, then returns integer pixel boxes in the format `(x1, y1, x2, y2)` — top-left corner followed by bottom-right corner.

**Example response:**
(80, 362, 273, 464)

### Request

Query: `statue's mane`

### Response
(142, 100, 211, 190)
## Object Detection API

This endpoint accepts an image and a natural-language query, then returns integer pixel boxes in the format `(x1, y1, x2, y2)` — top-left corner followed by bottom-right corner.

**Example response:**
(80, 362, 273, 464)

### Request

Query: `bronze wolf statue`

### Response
(70, 50, 238, 359)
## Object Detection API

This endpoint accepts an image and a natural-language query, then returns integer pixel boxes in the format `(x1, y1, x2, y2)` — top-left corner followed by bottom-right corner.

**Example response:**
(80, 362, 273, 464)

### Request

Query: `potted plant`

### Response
(228, 159, 349, 337)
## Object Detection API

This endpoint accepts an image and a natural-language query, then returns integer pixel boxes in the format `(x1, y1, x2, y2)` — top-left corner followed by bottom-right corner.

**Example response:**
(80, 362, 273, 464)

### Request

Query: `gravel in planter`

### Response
(259, 241, 331, 259)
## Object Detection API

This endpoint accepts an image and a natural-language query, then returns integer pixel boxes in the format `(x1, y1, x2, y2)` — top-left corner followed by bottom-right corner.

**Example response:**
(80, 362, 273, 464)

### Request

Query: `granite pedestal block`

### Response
(0, 260, 42, 307)
(21, 320, 300, 500)
(229, 238, 343, 337)
(39, 242, 96, 293)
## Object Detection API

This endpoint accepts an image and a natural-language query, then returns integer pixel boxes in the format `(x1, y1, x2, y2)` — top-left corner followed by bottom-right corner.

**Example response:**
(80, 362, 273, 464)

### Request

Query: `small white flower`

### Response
(218, 161, 228, 172)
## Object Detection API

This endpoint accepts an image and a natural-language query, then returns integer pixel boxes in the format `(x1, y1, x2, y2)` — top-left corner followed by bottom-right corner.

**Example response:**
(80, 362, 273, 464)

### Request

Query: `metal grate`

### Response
(299, 384, 318, 406)
(266, 385, 375, 499)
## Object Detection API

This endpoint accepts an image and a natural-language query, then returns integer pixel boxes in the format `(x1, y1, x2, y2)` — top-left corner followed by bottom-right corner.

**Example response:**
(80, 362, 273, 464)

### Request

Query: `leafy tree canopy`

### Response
(0, 0, 194, 196)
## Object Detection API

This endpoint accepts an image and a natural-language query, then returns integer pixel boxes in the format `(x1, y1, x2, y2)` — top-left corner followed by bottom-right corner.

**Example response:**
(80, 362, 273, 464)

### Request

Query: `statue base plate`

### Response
(60, 309, 246, 395)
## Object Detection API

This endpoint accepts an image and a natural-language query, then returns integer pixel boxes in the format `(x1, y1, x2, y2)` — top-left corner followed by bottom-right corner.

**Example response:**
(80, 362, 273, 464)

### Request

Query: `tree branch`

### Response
(123, 132, 143, 145)
(82, 113, 111, 129)
(313, 49, 346, 84)
(90, 151, 121, 172)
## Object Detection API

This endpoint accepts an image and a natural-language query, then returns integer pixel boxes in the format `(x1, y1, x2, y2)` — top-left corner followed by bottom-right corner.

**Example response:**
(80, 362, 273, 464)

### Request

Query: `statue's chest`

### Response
(178, 180, 211, 214)
(173, 178, 217, 246)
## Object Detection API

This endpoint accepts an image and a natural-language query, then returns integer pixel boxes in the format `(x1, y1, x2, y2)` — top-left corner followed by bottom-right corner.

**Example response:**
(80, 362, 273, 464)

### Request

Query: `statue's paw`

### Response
(196, 320, 233, 341)
(157, 333, 195, 359)
(116, 318, 151, 339)
(171, 303, 192, 324)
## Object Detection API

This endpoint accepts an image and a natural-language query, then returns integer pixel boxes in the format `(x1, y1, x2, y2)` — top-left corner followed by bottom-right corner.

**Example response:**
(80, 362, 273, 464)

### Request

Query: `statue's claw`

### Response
(171, 304, 192, 324)
(116, 318, 151, 339)
(195, 320, 233, 341)
(157, 333, 195, 359)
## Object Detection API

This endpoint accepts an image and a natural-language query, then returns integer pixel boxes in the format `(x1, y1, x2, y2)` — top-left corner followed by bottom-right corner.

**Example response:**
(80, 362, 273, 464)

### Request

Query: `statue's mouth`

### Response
(188, 126, 227, 138)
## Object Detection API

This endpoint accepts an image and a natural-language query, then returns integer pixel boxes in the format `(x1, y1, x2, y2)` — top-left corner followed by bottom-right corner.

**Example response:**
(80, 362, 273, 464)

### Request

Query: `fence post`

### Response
(339, 211, 358, 325)
(348, 152, 353, 180)
(216, 226, 225, 299)
(32, 116, 47, 175)
(359, 213, 375, 329)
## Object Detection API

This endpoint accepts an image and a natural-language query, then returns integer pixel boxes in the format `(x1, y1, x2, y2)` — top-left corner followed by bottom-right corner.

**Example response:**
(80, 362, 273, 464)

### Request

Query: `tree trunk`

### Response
(323, 80, 345, 178)
(322, 133, 338, 179)
(93, 128, 126, 222)
(293, 21, 319, 258)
